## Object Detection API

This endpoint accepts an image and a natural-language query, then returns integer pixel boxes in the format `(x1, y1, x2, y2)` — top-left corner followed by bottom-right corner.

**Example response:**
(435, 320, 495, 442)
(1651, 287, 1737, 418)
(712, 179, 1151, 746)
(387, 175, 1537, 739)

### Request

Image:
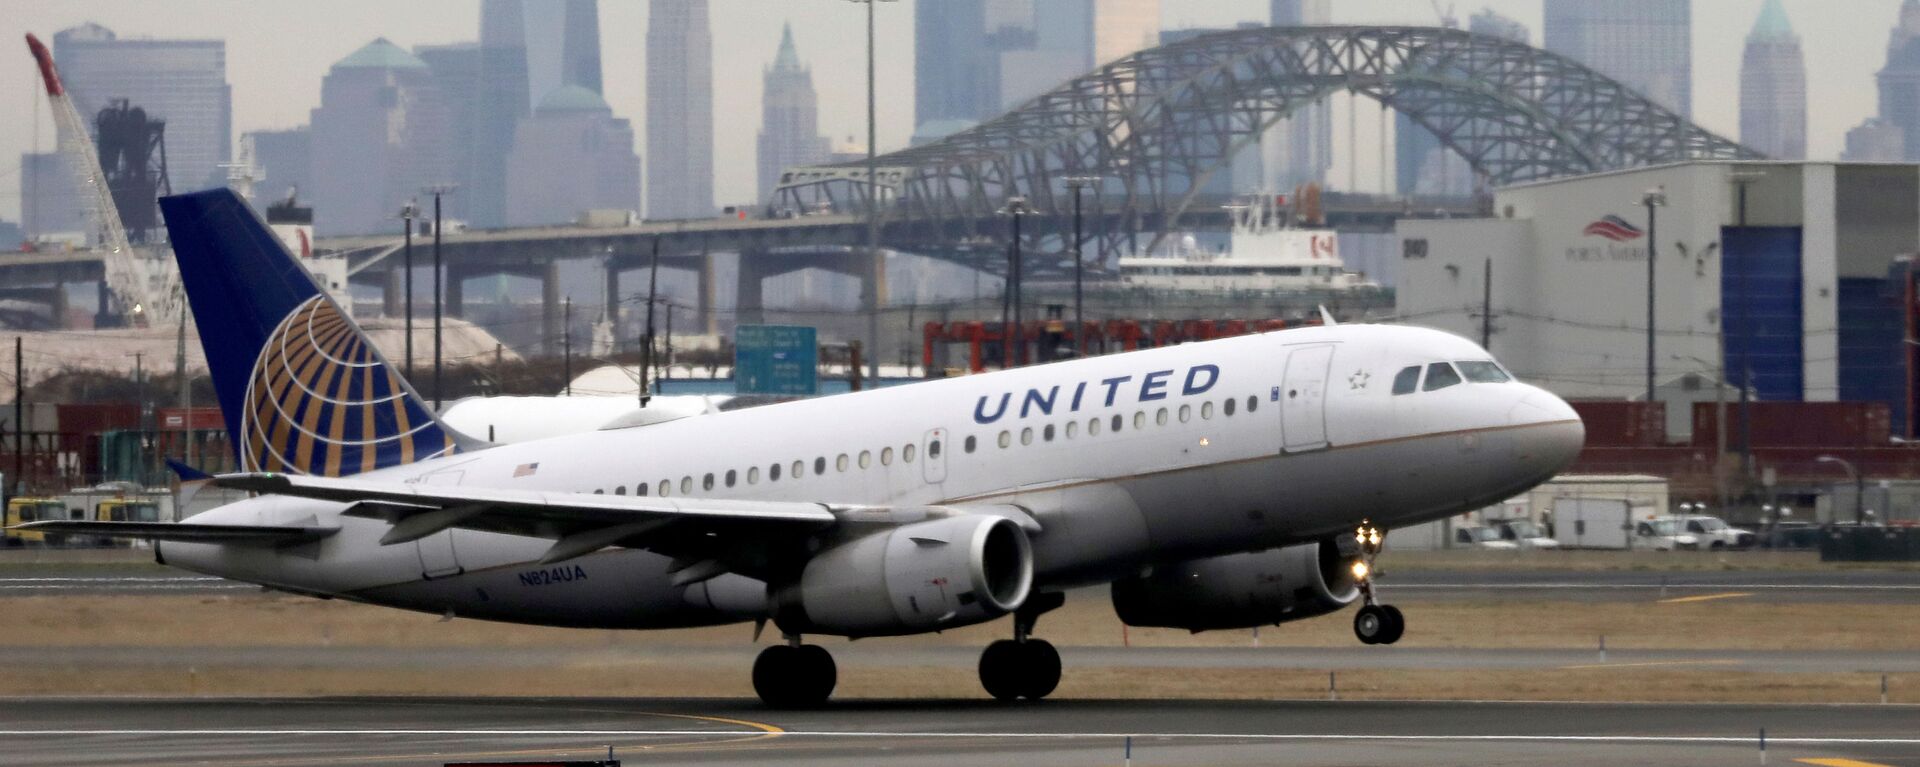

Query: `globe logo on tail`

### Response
(240, 296, 456, 475)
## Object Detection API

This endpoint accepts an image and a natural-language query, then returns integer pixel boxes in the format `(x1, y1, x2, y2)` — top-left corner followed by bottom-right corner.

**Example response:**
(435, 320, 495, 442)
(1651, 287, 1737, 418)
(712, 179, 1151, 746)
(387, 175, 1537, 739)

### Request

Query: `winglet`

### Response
(1318, 305, 1338, 326)
(166, 458, 212, 482)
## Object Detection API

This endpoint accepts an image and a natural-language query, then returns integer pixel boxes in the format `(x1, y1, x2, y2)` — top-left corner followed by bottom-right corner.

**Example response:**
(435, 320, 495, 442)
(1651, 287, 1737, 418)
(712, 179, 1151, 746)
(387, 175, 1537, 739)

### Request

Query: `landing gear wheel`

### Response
(752, 643, 837, 708)
(1354, 605, 1389, 645)
(1377, 605, 1405, 645)
(979, 639, 1062, 701)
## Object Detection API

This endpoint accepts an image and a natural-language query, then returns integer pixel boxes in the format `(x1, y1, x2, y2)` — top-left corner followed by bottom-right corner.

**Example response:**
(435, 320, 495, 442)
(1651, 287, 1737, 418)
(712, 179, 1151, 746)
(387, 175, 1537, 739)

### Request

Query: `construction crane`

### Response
(1430, 0, 1458, 29)
(24, 33, 182, 329)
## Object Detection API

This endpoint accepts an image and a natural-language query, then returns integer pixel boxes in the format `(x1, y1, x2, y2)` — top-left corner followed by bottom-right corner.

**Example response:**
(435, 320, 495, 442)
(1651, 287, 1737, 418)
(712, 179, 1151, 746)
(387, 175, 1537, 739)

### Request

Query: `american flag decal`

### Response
(513, 462, 540, 477)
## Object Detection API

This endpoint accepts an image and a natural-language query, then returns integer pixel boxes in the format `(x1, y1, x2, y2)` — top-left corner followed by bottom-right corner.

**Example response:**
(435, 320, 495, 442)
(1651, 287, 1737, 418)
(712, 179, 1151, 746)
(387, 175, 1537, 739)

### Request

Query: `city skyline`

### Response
(0, 0, 1906, 225)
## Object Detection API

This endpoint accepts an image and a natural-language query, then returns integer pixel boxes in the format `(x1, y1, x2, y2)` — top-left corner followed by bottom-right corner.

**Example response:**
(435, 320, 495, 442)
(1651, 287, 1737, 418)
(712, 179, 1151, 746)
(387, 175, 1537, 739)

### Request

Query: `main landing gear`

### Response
(979, 592, 1066, 701)
(753, 636, 837, 707)
(1350, 521, 1405, 646)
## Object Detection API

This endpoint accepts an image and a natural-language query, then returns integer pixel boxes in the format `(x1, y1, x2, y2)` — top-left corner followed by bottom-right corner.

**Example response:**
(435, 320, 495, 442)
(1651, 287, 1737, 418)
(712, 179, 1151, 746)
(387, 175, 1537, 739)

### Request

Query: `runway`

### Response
(0, 697, 1915, 766)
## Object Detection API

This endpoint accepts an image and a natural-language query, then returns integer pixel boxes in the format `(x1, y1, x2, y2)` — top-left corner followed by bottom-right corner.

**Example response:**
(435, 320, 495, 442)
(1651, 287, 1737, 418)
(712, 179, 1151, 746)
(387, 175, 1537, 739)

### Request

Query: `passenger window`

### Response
(1179, 404, 1191, 423)
(703, 473, 715, 490)
(638, 483, 649, 496)
(929, 440, 942, 458)
(1201, 402, 1213, 419)
(747, 467, 759, 484)
(815, 457, 827, 475)
(725, 469, 737, 487)
(881, 447, 893, 465)
(964, 435, 977, 453)
(1133, 412, 1145, 429)
(1021, 427, 1034, 446)
(1043, 424, 1055, 441)
(771, 463, 782, 481)
(659, 480, 670, 496)
(1224, 397, 1236, 416)
(859, 451, 872, 469)
(1456, 360, 1511, 383)
(1112, 414, 1124, 432)
(680, 477, 692, 494)
(836, 454, 849, 472)
(999, 431, 1011, 448)
(1247, 395, 1258, 412)
(615, 486, 626, 495)
(593, 489, 605, 495)
(1392, 366, 1421, 395)
(905, 443, 917, 462)
(1066, 421, 1079, 439)
(793, 460, 805, 479)
(1089, 417, 1103, 436)
(1423, 362, 1462, 391)
(1156, 408, 1169, 425)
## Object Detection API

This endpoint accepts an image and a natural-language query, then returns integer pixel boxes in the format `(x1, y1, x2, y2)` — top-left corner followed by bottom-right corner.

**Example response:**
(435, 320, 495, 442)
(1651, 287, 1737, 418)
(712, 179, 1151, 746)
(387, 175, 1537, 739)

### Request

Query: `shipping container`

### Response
(1692, 401, 1892, 449)
(1569, 401, 1666, 447)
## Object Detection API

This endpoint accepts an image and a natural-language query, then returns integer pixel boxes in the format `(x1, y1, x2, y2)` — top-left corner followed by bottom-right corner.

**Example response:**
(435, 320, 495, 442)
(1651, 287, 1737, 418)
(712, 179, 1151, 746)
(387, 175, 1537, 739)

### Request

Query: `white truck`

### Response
(1551, 497, 1633, 549)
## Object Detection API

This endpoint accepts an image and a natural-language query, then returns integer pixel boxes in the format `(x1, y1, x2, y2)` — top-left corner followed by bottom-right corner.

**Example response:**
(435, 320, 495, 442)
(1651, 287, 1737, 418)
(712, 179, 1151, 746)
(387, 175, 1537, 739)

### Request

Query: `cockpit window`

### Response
(1423, 362, 1462, 391)
(1391, 366, 1421, 395)
(1456, 361, 1511, 383)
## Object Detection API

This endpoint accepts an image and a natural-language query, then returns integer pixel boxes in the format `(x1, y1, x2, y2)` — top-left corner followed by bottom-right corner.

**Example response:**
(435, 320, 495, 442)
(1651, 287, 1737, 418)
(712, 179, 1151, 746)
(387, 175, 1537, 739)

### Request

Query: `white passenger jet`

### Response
(18, 189, 1583, 706)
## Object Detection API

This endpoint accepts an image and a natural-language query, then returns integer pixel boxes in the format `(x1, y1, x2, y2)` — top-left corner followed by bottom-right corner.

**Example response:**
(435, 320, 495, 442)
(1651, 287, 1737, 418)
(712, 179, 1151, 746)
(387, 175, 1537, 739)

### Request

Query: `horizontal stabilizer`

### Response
(8, 520, 338, 544)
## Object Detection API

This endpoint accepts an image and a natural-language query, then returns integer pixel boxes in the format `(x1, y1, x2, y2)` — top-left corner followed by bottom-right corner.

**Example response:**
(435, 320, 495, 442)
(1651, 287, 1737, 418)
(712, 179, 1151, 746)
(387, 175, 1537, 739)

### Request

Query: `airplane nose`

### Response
(1509, 387, 1585, 471)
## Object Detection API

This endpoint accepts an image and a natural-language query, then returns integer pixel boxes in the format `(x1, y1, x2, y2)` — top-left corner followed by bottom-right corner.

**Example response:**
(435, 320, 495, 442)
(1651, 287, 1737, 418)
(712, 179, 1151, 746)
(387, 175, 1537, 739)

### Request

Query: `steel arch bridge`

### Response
(774, 24, 1759, 263)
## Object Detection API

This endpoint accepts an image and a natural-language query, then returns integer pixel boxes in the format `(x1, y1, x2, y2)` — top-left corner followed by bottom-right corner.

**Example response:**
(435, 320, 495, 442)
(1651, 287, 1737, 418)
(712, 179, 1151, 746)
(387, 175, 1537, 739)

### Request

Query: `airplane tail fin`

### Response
(159, 188, 478, 477)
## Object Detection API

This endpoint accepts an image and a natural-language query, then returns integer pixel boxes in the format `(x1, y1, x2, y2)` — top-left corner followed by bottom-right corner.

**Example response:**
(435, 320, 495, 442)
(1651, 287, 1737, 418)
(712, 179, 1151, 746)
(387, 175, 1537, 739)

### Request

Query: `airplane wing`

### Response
(215, 472, 848, 580)
(9, 520, 338, 544)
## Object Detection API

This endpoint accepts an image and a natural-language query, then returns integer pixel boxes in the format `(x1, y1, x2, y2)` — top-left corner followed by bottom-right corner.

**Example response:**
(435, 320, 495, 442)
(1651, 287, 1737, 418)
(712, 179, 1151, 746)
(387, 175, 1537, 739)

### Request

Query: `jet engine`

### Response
(1110, 539, 1360, 631)
(773, 514, 1033, 637)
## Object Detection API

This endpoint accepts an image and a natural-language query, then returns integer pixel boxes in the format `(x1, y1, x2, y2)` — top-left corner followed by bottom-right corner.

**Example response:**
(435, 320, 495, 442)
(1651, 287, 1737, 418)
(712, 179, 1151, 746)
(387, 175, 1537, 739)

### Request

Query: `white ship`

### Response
(1119, 196, 1372, 292)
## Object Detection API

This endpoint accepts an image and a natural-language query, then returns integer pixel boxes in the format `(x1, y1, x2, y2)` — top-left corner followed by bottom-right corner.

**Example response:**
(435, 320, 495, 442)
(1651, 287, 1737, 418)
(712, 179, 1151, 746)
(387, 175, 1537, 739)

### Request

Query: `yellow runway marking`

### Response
(1559, 659, 1741, 671)
(1796, 759, 1899, 767)
(1657, 592, 1754, 604)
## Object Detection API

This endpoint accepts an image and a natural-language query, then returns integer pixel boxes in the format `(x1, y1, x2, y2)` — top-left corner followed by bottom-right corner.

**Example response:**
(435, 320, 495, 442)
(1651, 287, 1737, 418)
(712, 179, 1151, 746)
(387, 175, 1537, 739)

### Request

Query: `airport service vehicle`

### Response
(1666, 514, 1756, 549)
(16, 189, 1584, 707)
(1484, 517, 1559, 549)
(1634, 519, 1700, 551)
(1452, 526, 1519, 550)
(1551, 498, 1632, 549)
(3, 498, 68, 546)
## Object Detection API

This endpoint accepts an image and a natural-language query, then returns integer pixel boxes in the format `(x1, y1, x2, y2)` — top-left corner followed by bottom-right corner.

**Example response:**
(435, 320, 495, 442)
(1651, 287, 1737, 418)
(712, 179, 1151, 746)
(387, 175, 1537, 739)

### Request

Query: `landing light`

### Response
(1350, 560, 1370, 581)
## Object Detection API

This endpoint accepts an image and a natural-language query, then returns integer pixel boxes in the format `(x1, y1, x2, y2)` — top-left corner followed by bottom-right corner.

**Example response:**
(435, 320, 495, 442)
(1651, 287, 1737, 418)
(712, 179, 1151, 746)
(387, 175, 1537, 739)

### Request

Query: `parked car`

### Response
(1666, 514, 1757, 549)
(1454, 526, 1520, 550)
(1634, 519, 1700, 551)
(1485, 517, 1561, 549)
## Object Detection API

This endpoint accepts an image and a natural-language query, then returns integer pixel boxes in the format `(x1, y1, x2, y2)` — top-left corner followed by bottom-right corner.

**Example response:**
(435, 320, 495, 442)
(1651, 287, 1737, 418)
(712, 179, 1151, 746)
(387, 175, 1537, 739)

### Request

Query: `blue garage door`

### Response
(1720, 226, 1803, 401)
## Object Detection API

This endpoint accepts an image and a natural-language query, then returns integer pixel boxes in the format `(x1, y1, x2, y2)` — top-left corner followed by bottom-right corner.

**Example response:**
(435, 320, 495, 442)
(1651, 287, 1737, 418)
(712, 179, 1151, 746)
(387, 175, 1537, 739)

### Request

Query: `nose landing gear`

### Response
(1350, 522, 1405, 645)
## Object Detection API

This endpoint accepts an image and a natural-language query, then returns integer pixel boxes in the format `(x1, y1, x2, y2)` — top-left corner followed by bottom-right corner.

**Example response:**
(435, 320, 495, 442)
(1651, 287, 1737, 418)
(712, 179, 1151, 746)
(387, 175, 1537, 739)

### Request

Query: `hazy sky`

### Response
(0, 0, 1901, 223)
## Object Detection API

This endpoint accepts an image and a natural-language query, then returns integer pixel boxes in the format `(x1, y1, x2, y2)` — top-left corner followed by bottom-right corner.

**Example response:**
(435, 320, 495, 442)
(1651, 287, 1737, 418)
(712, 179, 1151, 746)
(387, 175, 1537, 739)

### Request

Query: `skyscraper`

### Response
(242, 127, 311, 210)
(1543, 0, 1691, 117)
(914, 0, 993, 130)
(474, 0, 532, 228)
(308, 39, 452, 236)
(505, 86, 639, 227)
(646, 0, 714, 218)
(1739, 0, 1806, 159)
(1872, 0, 1920, 160)
(1267, 0, 1332, 189)
(757, 24, 831, 202)
(1396, 10, 1528, 197)
(417, 43, 482, 224)
(562, 0, 603, 94)
(51, 23, 231, 190)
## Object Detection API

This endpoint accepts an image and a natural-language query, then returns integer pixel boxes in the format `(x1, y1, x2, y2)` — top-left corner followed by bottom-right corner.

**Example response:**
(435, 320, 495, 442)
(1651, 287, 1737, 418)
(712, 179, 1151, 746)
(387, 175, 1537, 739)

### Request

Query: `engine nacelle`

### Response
(1111, 539, 1359, 631)
(774, 514, 1033, 637)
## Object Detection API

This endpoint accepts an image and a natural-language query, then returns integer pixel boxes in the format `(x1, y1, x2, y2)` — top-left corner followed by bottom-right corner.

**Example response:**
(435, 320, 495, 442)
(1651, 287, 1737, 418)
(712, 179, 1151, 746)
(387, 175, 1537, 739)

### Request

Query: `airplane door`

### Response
(416, 470, 464, 579)
(922, 428, 948, 484)
(1280, 345, 1334, 453)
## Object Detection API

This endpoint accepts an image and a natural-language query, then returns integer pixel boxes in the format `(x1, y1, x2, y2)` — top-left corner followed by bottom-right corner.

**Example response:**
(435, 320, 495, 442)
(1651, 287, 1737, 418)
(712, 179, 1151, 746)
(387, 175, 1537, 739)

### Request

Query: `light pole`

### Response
(1674, 354, 1730, 508)
(846, 0, 895, 383)
(423, 184, 457, 410)
(1062, 176, 1101, 356)
(1641, 187, 1666, 405)
(1000, 197, 1032, 369)
(1816, 455, 1864, 526)
(399, 202, 417, 381)
(1729, 170, 1765, 483)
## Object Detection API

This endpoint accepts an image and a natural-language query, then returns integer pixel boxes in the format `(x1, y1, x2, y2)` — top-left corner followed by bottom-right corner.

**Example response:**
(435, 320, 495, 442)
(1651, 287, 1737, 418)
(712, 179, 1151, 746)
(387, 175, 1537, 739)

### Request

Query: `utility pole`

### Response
(1642, 187, 1666, 405)
(13, 336, 22, 495)
(1001, 197, 1031, 369)
(424, 185, 457, 410)
(1729, 171, 1764, 483)
(846, 0, 895, 384)
(562, 296, 573, 396)
(1064, 177, 1101, 356)
(1481, 257, 1492, 349)
(663, 303, 674, 381)
(640, 239, 660, 408)
(401, 201, 416, 381)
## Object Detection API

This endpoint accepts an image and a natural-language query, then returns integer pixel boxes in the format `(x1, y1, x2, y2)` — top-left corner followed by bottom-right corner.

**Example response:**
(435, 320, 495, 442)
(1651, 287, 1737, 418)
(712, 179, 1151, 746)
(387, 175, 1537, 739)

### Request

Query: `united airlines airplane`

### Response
(20, 189, 1583, 707)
